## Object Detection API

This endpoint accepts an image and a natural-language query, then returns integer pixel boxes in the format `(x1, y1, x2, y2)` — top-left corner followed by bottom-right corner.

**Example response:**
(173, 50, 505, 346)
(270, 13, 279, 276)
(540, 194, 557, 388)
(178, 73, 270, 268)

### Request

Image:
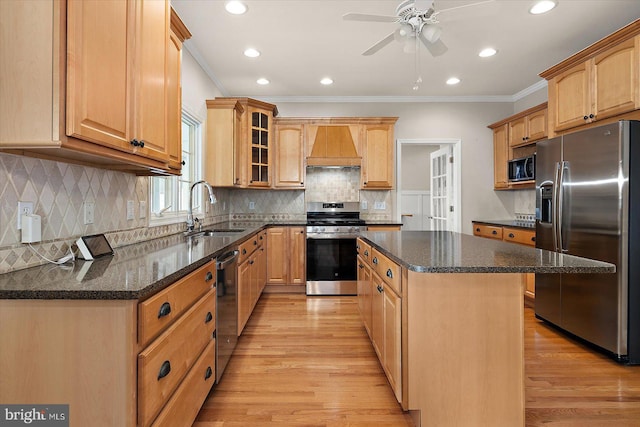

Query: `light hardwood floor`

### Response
(194, 294, 640, 427)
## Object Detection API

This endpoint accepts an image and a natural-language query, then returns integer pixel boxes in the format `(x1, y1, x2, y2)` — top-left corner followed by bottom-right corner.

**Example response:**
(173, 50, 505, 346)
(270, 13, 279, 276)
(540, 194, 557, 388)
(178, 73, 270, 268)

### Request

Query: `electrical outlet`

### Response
(17, 201, 34, 229)
(361, 200, 368, 210)
(374, 201, 386, 210)
(126, 200, 135, 220)
(84, 201, 95, 225)
(249, 201, 255, 210)
(139, 201, 147, 219)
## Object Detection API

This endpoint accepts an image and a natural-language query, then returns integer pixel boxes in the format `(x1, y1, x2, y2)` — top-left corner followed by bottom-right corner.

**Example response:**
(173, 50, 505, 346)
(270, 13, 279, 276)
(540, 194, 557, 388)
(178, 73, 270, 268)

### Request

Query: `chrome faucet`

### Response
(186, 180, 217, 231)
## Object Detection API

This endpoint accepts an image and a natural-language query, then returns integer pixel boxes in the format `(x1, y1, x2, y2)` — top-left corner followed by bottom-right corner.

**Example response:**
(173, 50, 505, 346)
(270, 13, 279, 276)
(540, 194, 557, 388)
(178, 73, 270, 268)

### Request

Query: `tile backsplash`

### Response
(0, 154, 393, 273)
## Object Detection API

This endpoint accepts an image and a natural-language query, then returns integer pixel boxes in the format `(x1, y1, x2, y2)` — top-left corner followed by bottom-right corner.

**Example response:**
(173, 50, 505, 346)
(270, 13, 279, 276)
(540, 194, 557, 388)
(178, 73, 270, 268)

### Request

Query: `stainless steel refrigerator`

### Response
(535, 120, 640, 364)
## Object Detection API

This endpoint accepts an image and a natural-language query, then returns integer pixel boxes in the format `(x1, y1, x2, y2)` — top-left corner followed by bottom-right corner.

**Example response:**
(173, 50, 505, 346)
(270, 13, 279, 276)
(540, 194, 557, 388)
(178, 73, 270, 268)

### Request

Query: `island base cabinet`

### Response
(406, 272, 525, 427)
(0, 299, 138, 427)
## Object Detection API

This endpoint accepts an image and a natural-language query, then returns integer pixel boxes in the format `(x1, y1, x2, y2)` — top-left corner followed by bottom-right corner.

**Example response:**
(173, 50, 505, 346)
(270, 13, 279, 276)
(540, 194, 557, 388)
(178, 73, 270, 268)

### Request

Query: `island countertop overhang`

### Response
(358, 230, 616, 274)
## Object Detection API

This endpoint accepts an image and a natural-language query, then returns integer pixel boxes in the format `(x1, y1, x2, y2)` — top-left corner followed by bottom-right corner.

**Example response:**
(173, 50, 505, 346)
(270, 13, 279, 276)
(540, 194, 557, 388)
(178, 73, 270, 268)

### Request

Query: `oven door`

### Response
(306, 235, 357, 295)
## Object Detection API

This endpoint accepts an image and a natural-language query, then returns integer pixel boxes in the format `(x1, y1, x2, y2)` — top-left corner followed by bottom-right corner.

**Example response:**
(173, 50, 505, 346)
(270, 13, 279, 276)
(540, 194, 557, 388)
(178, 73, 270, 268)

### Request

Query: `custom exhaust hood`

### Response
(306, 126, 361, 167)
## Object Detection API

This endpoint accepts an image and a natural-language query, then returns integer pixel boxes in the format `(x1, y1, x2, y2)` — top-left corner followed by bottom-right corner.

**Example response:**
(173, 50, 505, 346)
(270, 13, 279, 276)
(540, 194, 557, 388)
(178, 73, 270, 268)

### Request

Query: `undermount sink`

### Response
(185, 229, 245, 238)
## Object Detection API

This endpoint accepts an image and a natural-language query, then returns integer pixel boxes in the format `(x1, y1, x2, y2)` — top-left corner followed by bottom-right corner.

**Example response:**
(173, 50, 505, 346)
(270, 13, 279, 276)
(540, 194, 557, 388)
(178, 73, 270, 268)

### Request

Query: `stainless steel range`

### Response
(306, 202, 365, 296)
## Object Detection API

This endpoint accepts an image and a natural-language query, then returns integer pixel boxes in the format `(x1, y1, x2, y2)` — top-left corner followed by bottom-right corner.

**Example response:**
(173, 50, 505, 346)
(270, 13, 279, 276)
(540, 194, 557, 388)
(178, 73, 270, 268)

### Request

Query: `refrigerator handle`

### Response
(552, 162, 560, 252)
(557, 161, 569, 253)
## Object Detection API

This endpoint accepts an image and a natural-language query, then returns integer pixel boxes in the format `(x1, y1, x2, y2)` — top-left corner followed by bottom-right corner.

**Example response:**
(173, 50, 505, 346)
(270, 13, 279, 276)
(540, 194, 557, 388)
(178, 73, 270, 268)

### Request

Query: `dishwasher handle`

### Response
(216, 250, 239, 270)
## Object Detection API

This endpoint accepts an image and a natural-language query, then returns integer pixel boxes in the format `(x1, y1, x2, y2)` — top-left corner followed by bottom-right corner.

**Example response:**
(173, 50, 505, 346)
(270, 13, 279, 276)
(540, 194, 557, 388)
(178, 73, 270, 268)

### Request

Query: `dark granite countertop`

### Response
(0, 222, 275, 300)
(473, 219, 536, 230)
(359, 231, 615, 274)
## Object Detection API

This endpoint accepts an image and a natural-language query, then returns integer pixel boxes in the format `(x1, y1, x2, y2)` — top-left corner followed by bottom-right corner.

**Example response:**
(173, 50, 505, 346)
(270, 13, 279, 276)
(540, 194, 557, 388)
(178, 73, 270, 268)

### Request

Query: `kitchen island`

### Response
(0, 228, 613, 427)
(357, 230, 614, 427)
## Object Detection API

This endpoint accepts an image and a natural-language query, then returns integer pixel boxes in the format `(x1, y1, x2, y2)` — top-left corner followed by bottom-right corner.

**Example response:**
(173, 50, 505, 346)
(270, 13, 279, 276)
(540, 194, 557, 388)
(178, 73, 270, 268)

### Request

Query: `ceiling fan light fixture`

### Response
(244, 48, 260, 58)
(422, 25, 442, 43)
(529, 1, 557, 15)
(225, 1, 247, 15)
(478, 47, 497, 58)
(256, 78, 269, 85)
(320, 77, 334, 85)
(446, 77, 461, 85)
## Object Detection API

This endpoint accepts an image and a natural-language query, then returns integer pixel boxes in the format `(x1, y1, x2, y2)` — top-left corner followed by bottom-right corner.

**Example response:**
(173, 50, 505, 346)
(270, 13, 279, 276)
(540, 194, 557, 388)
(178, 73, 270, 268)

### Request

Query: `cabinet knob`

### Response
(509, 233, 515, 238)
(475, 228, 480, 232)
(372, 257, 378, 265)
(522, 137, 526, 141)
(242, 249, 247, 255)
(205, 366, 213, 380)
(492, 230, 497, 235)
(130, 139, 140, 147)
(254, 240, 257, 246)
(364, 250, 369, 257)
(377, 285, 383, 293)
(139, 140, 145, 148)
(205, 271, 213, 282)
(181, 160, 186, 166)
(583, 115, 589, 121)
(205, 312, 213, 323)
(157, 302, 171, 318)
(249, 260, 254, 265)
(386, 269, 393, 279)
(589, 114, 594, 119)
(157, 360, 171, 380)
(300, 182, 304, 185)
(532, 236, 536, 242)
(359, 264, 364, 269)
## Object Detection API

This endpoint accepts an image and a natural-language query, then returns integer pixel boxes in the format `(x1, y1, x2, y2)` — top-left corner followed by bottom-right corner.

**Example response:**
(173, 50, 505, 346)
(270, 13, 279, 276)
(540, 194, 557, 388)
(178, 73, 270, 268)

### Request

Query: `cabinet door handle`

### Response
(157, 361, 171, 380)
(492, 230, 497, 235)
(356, 244, 360, 250)
(254, 240, 257, 246)
(364, 250, 368, 257)
(377, 285, 383, 293)
(372, 257, 378, 265)
(157, 302, 171, 318)
(205, 312, 213, 323)
(205, 271, 213, 282)
(583, 115, 589, 120)
(531, 236, 536, 242)
(589, 114, 594, 119)
(475, 228, 480, 232)
(242, 249, 247, 255)
(386, 269, 393, 279)
(205, 366, 213, 380)
(181, 160, 186, 166)
(359, 264, 364, 269)
(509, 233, 515, 238)
(130, 138, 139, 147)
(139, 140, 145, 148)
(249, 260, 254, 265)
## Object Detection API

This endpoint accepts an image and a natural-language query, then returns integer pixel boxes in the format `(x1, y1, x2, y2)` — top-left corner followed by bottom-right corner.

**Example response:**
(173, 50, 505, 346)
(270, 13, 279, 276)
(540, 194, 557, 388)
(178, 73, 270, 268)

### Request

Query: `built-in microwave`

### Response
(508, 154, 535, 182)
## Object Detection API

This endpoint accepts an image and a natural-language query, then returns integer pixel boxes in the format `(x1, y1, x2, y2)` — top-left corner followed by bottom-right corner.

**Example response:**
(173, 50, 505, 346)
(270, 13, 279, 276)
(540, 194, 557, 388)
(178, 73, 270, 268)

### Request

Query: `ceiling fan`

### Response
(343, 0, 493, 57)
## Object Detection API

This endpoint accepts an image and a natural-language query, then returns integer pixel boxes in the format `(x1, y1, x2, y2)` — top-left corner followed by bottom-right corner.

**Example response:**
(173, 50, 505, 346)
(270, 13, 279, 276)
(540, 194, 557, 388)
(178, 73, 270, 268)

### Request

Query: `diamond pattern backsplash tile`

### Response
(305, 168, 360, 202)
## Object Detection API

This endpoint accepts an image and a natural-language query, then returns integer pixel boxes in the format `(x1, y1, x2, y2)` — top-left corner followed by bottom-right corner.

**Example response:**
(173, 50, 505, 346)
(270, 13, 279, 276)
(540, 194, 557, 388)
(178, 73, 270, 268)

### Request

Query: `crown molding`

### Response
(512, 80, 548, 101)
(249, 95, 515, 104)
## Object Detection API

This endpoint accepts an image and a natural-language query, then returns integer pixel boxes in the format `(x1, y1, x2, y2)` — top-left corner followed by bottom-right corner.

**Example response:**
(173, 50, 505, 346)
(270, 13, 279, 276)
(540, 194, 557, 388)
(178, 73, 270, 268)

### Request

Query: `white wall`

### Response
(274, 101, 516, 234)
(182, 49, 225, 122)
(401, 145, 440, 191)
(513, 86, 548, 113)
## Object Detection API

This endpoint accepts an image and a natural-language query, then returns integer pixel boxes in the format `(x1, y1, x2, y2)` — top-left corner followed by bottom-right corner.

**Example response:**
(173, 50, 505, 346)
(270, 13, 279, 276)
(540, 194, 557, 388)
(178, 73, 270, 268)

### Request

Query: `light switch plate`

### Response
(126, 200, 135, 220)
(84, 201, 95, 225)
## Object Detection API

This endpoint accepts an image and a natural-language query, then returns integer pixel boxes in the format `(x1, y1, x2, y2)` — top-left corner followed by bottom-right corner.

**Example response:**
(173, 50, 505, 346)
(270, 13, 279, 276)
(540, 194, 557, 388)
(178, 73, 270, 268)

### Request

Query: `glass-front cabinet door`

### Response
(249, 108, 271, 187)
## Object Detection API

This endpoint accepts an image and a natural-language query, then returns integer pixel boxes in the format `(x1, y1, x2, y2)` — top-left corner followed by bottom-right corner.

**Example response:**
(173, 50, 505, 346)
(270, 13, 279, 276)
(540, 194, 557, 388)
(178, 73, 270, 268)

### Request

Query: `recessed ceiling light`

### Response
(529, 0, 557, 15)
(225, 1, 247, 15)
(256, 78, 269, 85)
(446, 77, 461, 85)
(479, 47, 497, 58)
(320, 77, 333, 85)
(244, 48, 260, 58)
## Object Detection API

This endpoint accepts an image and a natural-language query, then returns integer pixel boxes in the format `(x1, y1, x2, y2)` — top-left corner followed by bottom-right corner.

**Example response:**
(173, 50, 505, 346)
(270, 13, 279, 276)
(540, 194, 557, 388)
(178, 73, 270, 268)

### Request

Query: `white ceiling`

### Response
(171, 0, 640, 101)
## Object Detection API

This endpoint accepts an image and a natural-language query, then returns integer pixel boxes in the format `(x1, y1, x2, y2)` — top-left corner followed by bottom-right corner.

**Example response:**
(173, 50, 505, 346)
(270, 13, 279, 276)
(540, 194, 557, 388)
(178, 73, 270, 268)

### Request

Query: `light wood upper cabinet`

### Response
(509, 108, 547, 146)
(1, 0, 182, 173)
(166, 9, 191, 171)
(206, 98, 277, 188)
(361, 124, 395, 189)
(66, 0, 175, 164)
(274, 123, 305, 188)
(541, 22, 640, 134)
(493, 124, 509, 190)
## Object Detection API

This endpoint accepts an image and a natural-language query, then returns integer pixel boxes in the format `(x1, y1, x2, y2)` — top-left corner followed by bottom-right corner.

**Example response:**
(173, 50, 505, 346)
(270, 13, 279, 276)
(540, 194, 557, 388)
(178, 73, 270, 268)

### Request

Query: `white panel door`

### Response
(430, 146, 453, 231)
(401, 192, 431, 231)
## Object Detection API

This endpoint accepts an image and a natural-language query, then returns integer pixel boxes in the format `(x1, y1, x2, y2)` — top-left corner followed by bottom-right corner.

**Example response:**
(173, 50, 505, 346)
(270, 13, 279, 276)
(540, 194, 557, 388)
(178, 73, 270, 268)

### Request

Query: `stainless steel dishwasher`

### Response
(215, 250, 239, 383)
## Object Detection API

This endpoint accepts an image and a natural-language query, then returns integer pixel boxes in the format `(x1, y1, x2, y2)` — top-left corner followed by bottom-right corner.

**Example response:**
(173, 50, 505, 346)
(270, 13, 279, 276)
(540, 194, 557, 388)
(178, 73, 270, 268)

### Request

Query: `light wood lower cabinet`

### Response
(0, 259, 217, 427)
(356, 238, 403, 404)
(266, 226, 306, 288)
(237, 231, 266, 335)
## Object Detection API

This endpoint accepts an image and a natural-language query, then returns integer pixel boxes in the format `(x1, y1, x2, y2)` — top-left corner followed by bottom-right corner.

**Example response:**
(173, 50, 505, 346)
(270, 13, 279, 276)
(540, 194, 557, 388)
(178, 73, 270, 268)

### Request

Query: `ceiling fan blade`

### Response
(413, 0, 434, 12)
(343, 12, 398, 23)
(419, 32, 448, 57)
(362, 32, 396, 56)
(432, 0, 494, 17)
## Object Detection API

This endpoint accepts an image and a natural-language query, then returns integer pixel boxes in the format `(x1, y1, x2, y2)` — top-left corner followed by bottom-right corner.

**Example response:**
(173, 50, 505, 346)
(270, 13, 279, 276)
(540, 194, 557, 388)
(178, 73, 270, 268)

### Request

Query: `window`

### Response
(150, 111, 202, 223)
